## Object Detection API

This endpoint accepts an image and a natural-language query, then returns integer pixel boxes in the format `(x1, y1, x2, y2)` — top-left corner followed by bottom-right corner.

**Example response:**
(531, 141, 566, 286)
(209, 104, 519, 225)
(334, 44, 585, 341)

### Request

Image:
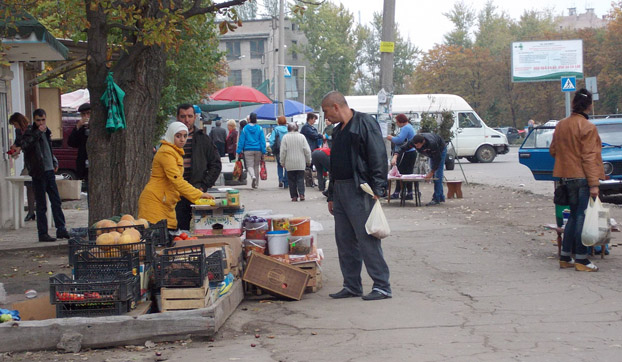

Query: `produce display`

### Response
(92, 214, 149, 258)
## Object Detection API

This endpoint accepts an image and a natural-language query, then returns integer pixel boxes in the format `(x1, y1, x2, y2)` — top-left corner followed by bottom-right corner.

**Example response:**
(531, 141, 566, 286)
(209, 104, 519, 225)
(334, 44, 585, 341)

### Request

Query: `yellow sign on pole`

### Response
(379, 41, 395, 53)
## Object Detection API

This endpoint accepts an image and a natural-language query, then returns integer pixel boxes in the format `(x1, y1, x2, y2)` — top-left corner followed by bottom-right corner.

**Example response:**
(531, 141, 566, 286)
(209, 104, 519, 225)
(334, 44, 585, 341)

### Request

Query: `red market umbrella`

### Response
(210, 85, 272, 104)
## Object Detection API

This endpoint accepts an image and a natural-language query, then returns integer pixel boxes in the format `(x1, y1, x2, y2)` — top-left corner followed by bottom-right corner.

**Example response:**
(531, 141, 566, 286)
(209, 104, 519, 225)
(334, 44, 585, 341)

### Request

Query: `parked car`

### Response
(51, 112, 80, 180)
(518, 118, 622, 197)
(494, 127, 521, 143)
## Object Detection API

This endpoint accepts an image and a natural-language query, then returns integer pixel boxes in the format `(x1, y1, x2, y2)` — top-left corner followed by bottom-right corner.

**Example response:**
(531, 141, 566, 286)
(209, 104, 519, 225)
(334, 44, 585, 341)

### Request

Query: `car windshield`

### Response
(596, 123, 622, 147)
(521, 127, 555, 149)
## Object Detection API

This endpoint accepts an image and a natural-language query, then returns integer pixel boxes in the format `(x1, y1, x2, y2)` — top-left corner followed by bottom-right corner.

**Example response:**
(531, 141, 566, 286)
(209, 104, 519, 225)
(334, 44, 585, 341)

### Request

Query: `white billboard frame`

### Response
(511, 40, 583, 83)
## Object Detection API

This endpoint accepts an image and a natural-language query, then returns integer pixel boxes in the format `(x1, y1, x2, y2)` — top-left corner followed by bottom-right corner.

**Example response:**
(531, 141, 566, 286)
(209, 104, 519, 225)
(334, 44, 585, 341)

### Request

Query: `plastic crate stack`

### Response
(155, 244, 226, 288)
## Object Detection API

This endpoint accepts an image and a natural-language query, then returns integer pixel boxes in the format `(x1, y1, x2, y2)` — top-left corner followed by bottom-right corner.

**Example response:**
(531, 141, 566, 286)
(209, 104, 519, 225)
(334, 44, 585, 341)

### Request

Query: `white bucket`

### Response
(267, 230, 290, 255)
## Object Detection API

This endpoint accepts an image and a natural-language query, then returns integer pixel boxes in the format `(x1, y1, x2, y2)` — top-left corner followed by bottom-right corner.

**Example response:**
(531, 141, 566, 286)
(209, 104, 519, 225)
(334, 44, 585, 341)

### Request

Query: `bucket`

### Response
(245, 221, 269, 240)
(289, 217, 311, 236)
(267, 230, 290, 255)
(289, 235, 312, 255)
(270, 214, 293, 231)
(244, 239, 266, 258)
(562, 209, 570, 226)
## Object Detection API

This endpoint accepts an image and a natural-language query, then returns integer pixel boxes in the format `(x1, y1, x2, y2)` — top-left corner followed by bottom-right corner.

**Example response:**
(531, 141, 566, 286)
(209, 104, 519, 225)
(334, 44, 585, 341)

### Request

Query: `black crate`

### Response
(49, 272, 139, 305)
(156, 245, 206, 288)
(68, 236, 155, 266)
(73, 250, 139, 280)
(88, 223, 146, 241)
(206, 248, 226, 283)
(146, 219, 169, 247)
(55, 300, 131, 318)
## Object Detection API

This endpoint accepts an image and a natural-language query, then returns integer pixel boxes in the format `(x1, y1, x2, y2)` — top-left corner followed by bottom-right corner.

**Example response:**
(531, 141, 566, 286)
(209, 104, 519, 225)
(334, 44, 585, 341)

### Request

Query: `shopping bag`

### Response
(360, 183, 391, 239)
(260, 160, 268, 180)
(232, 160, 243, 181)
(389, 165, 401, 177)
(581, 196, 611, 246)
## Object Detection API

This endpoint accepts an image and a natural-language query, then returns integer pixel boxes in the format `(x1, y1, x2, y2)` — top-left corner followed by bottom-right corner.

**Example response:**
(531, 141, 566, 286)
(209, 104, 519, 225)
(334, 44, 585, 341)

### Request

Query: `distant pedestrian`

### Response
(209, 120, 227, 157)
(270, 115, 289, 188)
(237, 112, 266, 189)
(387, 113, 416, 200)
(301, 112, 323, 152)
(280, 123, 311, 201)
(68, 102, 90, 181)
(527, 119, 535, 133)
(323, 119, 334, 148)
(225, 119, 238, 162)
(550, 88, 604, 272)
(312, 147, 330, 193)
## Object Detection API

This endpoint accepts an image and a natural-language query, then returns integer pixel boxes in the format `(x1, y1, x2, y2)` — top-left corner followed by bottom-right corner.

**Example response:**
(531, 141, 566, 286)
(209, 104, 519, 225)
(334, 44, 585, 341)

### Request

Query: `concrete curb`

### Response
(0, 281, 243, 353)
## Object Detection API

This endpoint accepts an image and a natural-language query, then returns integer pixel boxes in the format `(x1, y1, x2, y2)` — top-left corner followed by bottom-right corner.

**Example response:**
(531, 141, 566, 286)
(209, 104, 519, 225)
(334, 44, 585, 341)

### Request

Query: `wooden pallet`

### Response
(161, 277, 212, 312)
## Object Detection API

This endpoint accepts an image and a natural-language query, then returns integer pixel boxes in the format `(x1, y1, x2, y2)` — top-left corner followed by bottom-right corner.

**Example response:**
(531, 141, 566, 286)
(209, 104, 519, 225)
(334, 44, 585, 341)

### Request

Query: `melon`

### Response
(120, 214, 136, 223)
(108, 231, 122, 244)
(116, 219, 135, 232)
(122, 228, 141, 243)
(135, 218, 150, 229)
(95, 219, 117, 235)
(96, 233, 116, 250)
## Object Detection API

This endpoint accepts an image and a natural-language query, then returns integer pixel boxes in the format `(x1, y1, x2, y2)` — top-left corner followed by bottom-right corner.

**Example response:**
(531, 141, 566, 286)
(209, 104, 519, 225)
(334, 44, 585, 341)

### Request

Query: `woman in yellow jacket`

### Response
(138, 122, 213, 233)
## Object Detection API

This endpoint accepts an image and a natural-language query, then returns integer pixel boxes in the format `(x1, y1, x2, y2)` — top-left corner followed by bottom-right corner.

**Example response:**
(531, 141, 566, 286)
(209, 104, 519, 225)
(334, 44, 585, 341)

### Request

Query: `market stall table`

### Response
(387, 174, 430, 207)
(5, 175, 63, 230)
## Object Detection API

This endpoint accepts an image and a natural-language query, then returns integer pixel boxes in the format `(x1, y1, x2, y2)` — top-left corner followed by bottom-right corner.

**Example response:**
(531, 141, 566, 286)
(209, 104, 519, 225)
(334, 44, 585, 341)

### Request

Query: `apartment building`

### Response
(556, 8, 608, 31)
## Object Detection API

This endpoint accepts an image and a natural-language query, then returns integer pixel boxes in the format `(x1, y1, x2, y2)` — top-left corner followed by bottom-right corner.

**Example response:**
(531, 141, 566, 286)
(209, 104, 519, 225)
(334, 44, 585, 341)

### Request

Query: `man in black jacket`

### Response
(322, 91, 391, 301)
(20, 109, 69, 242)
(175, 104, 222, 231)
(68, 103, 90, 181)
(392, 133, 447, 206)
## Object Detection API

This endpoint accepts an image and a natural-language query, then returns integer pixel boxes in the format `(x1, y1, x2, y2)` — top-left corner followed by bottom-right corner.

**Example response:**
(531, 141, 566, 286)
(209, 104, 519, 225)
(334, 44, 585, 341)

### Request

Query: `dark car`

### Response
(51, 112, 80, 180)
(494, 127, 521, 143)
(518, 118, 622, 197)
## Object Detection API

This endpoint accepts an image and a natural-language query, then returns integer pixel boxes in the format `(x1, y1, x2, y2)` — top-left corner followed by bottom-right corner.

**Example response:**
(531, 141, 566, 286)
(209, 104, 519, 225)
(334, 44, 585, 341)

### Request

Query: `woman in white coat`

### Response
(280, 123, 311, 201)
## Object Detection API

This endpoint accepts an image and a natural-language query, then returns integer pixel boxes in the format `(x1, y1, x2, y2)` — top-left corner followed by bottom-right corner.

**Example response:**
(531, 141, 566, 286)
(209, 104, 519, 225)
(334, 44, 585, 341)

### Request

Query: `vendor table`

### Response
(5, 175, 63, 230)
(387, 175, 428, 207)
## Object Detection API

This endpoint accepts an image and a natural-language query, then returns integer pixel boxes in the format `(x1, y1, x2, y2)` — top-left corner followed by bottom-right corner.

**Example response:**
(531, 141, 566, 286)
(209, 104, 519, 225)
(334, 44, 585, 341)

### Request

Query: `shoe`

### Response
(329, 288, 361, 299)
(38, 234, 57, 242)
(426, 200, 440, 206)
(362, 290, 392, 301)
(24, 212, 35, 222)
(322, 190, 329, 197)
(575, 261, 599, 272)
(390, 192, 400, 199)
(559, 259, 576, 269)
(56, 229, 70, 239)
(405, 193, 414, 200)
(251, 178, 257, 189)
(283, 184, 288, 189)
(291, 197, 298, 202)
(300, 195, 305, 201)
(279, 181, 284, 188)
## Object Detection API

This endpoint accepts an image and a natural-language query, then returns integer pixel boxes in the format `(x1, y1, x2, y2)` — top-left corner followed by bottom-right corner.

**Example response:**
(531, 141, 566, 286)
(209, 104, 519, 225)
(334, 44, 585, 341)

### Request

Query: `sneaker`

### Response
(278, 181, 284, 188)
(405, 193, 414, 200)
(390, 192, 400, 199)
(426, 200, 440, 206)
(251, 178, 257, 189)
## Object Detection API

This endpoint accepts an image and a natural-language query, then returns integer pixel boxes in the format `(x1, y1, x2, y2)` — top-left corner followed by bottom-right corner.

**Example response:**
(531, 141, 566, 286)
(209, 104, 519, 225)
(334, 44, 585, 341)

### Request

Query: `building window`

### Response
(291, 40, 298, 60)
(228, 70, 242, 86)
(226, 41, 241, 60)
(250, 39, 265, 59)
(251, 69, 263, 88)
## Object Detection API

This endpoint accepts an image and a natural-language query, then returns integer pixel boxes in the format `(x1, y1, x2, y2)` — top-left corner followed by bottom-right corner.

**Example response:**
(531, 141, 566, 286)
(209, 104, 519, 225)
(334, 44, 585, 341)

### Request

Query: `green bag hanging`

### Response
(100, 72, 126, 133)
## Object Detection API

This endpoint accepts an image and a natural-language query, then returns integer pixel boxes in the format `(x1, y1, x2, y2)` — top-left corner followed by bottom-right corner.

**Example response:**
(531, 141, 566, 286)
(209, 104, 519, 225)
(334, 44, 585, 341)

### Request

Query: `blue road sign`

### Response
(561, 76, 576, 92)
(284, 66, 292, 78)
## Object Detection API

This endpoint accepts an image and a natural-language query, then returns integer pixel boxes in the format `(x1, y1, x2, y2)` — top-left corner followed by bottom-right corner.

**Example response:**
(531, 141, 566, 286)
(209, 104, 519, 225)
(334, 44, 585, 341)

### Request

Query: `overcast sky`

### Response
(333, 0, 614, 51)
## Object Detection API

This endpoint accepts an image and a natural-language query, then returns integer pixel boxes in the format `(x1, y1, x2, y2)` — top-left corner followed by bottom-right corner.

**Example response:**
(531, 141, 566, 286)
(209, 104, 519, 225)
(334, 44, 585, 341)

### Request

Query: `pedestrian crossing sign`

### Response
(284, 66, 292, 78)
(561, 76, 576, 92)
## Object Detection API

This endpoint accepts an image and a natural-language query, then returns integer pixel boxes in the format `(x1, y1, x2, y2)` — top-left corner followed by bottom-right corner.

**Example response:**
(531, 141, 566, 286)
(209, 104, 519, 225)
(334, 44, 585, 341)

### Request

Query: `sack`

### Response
(232, 160, 243, 181)
(360, 183, 391, 239)
(581, 196, 611, 246)
(553, 183, 569, 205)
(272, 132, 281, 155)
(260, 160, 268, 180)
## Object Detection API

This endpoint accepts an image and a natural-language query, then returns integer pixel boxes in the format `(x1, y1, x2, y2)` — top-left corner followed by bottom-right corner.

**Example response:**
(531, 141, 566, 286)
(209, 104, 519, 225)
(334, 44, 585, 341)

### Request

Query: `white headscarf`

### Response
(164, 122, 188, 144)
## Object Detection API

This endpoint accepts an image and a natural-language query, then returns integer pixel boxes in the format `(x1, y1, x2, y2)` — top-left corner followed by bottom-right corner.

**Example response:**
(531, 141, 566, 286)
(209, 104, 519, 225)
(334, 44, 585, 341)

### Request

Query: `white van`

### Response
(344, 94, 509, 164)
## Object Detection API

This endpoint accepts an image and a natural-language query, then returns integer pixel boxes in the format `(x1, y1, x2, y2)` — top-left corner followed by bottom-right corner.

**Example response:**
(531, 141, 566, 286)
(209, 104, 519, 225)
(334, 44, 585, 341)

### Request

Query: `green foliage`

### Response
(443, 1, 476, 48)
(419, 112, 454, 141)
(293, 1, 360, 106)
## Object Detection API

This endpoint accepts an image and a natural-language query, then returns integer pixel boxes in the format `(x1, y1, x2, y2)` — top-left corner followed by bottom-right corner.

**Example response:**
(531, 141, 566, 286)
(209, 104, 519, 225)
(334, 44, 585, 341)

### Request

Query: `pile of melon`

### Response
(94, 214, 150, 257)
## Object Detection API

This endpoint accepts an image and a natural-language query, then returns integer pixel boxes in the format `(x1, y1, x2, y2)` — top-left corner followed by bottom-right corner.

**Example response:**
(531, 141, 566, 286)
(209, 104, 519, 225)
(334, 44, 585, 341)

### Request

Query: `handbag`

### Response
(260, 160, 268, 180)
(232, 160, 243, 181)
(553, 183, 569, 206)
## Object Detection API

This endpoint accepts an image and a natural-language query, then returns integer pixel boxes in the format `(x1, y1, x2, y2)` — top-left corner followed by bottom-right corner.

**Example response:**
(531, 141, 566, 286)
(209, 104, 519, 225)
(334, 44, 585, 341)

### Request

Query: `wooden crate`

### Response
(161, 277, 212, 312)
(296, 261, 323, 293)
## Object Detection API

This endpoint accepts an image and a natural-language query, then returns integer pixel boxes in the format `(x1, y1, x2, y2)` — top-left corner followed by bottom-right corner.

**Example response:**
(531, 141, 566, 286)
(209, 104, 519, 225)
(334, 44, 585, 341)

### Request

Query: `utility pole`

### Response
(378, 0, 396, 158)
(278, 0, 286, 116)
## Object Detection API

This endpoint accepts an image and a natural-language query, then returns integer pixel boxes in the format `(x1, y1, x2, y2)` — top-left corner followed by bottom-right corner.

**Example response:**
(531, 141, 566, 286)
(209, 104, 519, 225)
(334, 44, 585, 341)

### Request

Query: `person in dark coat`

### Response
(18, 109, 70, 242)
(9, 113, 36, 222)
(209, 120, 227, 157)
(174, 104, 222, 232)
(68, 102, 90, 181)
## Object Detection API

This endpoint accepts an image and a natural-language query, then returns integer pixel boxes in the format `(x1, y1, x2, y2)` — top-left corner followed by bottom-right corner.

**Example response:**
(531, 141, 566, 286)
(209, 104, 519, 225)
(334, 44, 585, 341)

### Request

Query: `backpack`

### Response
(272, 130, 281, 155)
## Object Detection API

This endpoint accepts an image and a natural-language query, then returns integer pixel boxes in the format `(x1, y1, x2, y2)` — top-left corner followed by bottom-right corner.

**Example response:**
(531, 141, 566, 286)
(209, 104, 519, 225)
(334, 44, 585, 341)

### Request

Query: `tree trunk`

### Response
(85, 2, 166, 225)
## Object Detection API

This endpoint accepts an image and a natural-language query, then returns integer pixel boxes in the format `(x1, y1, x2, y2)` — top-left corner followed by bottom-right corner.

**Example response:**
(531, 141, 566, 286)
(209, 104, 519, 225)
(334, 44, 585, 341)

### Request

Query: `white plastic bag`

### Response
(581, 196, 611, 246)
(360, 183, 391, 239)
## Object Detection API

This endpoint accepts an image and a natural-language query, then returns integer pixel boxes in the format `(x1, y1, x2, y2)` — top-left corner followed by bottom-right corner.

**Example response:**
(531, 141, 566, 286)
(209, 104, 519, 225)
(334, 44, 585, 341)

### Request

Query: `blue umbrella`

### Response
(254, 99, 313, 120)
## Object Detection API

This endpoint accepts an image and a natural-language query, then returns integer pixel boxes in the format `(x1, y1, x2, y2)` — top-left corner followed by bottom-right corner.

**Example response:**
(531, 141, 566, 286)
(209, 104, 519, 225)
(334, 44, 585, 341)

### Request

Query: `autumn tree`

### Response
(597, 2, 622, 114)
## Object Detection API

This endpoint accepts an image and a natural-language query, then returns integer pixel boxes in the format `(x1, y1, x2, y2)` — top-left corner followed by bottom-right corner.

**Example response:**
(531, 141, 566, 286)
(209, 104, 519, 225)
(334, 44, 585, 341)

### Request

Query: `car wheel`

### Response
(57, 170, 77, 180)
(476, 145, 496, 163)
(466, 156, 479, 163)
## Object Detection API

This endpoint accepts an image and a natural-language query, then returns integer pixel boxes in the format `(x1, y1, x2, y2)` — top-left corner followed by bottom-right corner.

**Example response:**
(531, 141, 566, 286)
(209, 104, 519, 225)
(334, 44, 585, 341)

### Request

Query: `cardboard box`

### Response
(192, 208, 244, 236)
(11, 293, 56, 321)
(56, 179, 82, 200)
(242, 252, 310, 300)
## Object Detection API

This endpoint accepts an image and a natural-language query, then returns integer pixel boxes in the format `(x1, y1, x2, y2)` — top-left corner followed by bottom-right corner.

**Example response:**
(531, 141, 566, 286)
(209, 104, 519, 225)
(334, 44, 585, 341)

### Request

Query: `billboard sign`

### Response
(511, 40, 583, 82)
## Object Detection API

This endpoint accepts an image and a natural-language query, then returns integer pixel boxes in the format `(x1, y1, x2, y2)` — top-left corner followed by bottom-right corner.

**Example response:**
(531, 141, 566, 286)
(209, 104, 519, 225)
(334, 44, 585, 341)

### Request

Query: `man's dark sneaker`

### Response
(426, 200, 440, 206)
(405, 193, 414, 200)
(390, 192, 400, 199)
(56, 229, 70, 239)
(39, 234, 57, 242)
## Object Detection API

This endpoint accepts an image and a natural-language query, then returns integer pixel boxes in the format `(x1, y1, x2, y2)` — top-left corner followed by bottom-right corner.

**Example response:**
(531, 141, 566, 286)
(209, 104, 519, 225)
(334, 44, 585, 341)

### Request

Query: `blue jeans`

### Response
(432, 147, 447, 202)
(275, 154, 288, 186)
(32, 170, 66, 237)
(332, 179, 391, 296)
(561, 179, 590, 260)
